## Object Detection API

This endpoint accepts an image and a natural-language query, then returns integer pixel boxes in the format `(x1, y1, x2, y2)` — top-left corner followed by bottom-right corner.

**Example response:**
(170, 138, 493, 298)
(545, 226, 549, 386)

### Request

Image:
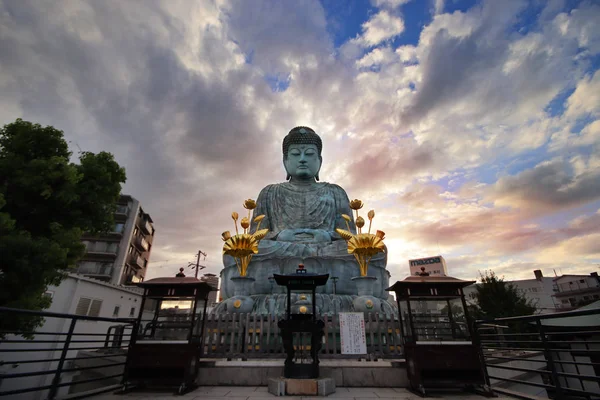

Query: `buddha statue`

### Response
(218, 127, 392, 315)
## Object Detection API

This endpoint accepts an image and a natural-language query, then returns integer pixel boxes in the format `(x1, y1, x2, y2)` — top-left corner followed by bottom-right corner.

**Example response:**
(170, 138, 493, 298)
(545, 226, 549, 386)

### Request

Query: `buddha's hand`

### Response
(276, 229, 332, 243)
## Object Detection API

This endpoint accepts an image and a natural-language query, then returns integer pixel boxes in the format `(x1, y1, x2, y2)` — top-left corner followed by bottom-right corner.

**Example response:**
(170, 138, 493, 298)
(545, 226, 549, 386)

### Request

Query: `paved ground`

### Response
(90, 386, 513, 400)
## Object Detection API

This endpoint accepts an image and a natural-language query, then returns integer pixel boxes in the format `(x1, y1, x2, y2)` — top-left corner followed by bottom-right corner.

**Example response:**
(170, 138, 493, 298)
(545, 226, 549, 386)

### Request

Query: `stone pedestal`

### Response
(268, 377, 336, 396)
(351, 276, 381, 313)
(223, 277, 255, 313)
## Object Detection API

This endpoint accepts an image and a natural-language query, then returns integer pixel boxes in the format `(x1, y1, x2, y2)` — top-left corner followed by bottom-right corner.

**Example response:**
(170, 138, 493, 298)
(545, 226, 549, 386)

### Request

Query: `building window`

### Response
(75, 297, 103, 317)
(129, 307, 136, 317)
(112, 305, 120, 317)
(114, 223, 125, 233)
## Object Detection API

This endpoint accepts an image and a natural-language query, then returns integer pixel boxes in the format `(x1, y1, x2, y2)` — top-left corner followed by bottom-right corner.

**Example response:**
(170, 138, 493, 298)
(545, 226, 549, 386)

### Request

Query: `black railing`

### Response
(474, 308, 600, 399)
(0, 307, 136, 399)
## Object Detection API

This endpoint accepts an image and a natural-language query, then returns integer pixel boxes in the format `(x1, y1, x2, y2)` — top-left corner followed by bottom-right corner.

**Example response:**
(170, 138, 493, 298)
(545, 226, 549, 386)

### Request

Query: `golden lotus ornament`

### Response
(222, 199, 269, 277)
(336, 199, 386, 277)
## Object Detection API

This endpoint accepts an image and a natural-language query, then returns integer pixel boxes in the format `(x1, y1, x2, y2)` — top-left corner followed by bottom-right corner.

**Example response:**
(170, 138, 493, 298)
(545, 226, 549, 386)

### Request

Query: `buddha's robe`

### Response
(221, 182, 388, 298)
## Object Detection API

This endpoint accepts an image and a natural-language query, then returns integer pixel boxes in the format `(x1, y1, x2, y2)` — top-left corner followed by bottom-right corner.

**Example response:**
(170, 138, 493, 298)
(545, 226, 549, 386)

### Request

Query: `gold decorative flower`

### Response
(347, 233, 386, 257)
(233, 299, 242, 309)
(299, 294, 307, 300)
(252, 228, 269, 241)
(349, 199, 364, 210)
(365, 300, 374, 309)
(253, 215, 265, 223)
(231, 212, 239, 221)
(299, 306, 308, 314)
(222, 231, 232, 241)
(342, 214, 351, 222)
(222, 233, 259, 258)
(240, 217, 250, 230)
(355, 216, 365, 229)
(335, 228, 354, 241)
(338, 201, 385, 276)
(243, 199, 257, 210)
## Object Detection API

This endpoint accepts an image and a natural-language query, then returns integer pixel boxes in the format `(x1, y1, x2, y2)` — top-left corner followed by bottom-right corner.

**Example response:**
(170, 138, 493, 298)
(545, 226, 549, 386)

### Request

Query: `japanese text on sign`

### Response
(339, 312, 367, 354)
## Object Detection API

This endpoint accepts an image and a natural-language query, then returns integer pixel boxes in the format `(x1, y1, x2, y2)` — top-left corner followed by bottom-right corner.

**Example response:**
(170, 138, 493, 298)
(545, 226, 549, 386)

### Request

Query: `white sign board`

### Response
(339, 312, 367, 354)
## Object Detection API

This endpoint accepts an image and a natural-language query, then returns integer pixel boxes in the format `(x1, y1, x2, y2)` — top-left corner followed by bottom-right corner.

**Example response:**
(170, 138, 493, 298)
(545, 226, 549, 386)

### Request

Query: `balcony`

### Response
(133, 235, 149, 252)
(84, 243, 118, 258)
(141, 219, 154, 235)
(128, 254, 145, 269)
(77, 263, 114, 278)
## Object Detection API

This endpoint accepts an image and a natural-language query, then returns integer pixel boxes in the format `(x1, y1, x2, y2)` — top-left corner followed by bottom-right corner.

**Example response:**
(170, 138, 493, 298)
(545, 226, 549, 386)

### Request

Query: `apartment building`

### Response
(463, 270, 559, 313)
(553, 272, 600, 310)
(200, 273, 219, 306)
(76, 194, 155, 285)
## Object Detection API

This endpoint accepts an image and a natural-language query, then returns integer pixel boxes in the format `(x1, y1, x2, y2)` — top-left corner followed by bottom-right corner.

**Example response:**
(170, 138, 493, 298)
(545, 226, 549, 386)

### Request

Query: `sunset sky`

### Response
(1, 0, 599, 283)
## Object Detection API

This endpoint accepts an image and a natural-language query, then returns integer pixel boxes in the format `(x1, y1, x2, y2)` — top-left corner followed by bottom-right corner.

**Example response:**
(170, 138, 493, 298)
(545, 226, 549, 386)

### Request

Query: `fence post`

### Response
(472, 320, 493, 390)
(48, 318, 77, 400)
(537, 319, 563, 398)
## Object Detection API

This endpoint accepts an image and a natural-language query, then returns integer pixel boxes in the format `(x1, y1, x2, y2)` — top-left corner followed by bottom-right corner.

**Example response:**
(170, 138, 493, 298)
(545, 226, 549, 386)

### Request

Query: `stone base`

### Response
(268, 377, 336, 396)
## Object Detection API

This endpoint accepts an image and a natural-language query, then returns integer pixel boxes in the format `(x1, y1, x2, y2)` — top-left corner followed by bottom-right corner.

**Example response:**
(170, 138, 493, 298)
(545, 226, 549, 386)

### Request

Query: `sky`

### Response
(1, 0, 599, 284)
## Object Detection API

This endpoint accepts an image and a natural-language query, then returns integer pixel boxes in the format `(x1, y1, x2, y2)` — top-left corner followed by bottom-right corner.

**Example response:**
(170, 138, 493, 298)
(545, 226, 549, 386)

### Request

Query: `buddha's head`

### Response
(283, 126, 322, 181)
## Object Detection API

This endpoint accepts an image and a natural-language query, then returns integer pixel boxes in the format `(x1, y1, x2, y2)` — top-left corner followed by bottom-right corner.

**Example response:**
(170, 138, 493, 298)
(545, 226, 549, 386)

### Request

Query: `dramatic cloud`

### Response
(1, 0, 598, 282)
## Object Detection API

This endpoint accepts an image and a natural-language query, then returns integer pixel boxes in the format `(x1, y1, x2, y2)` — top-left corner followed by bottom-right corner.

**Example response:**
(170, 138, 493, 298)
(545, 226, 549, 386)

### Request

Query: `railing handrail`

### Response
(0, 306, 137, 324)
(475, 306, 600, 324)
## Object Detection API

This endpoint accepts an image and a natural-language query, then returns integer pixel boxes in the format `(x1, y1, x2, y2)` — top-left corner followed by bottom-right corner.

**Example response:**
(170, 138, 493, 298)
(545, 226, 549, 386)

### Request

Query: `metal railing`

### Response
(474, 307, 600, 399)
(198, 313, 403, 360)
(0, 307, 135, 399)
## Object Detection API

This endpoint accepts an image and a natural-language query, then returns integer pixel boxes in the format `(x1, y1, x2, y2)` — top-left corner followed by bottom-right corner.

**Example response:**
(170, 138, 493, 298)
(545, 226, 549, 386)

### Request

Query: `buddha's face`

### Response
(284, 144, 321, 180)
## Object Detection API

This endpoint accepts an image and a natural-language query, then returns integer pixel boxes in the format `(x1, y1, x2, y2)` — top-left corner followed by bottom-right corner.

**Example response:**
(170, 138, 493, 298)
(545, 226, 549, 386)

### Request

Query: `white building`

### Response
(552, 273, 600, 310)
(76, 194, 155, 285)
(463, 270, 559, 314)
(408, 255, 448, 276)
(0, 274, 143, 400)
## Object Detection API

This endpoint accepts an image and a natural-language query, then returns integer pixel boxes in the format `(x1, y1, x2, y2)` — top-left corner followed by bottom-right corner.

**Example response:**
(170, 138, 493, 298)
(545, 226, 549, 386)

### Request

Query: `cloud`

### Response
(1, 0, 599, 283)
(491, 158, 600, 214)
(371, 0, 411, 10)
(353, 10, 405, 48)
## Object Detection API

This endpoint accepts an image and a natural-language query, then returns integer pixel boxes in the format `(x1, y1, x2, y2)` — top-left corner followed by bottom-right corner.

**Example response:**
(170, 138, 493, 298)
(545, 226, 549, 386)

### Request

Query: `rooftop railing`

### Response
(0, 307, 135, 399)
(474, 307, 600, 399)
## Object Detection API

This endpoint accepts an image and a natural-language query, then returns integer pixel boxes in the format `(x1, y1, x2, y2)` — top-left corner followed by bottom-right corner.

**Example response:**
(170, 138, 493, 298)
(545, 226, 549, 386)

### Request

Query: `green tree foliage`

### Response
(0, 119, 126, 335)
(471, 270, 537, 320)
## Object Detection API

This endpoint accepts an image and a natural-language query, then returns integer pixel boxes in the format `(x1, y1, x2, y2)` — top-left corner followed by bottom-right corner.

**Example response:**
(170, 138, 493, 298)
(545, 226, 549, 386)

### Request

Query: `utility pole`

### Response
(193, 250, 207, 279)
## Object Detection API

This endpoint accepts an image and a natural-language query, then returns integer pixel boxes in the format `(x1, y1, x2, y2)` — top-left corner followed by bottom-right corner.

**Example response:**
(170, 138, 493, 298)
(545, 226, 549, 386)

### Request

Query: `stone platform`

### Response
(196, 360, 408, 387)
(268, 377, 335, 396)
(89, 385, 514, 399)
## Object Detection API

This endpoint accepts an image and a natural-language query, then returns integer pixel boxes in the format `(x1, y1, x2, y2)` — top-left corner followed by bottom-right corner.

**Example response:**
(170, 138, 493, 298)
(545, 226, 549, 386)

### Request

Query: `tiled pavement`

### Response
(90, 386, 513, 400)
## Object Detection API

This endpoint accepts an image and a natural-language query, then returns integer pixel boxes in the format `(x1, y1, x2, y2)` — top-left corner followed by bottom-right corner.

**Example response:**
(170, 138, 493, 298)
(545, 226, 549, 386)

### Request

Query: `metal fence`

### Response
(474, 307, 600, 400)
(0, 307, 135, 400)
(201, 313, 403, 360)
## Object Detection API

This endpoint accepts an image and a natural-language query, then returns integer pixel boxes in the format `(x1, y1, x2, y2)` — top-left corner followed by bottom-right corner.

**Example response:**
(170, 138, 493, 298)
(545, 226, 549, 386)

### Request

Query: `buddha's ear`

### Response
(283, 155, 291, 181)
(316, 156, 322, 181)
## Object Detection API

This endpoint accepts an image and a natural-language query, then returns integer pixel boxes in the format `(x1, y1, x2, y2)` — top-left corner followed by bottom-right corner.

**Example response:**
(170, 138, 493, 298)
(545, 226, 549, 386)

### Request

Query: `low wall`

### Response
(196, 359, 408, 387)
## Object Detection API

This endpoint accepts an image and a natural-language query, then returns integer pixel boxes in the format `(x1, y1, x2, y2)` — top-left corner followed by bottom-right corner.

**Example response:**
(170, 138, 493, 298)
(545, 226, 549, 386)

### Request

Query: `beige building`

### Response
(553, 272, 600, 310)
(75, 194, 155, 285)
(200, 273, 219, 306)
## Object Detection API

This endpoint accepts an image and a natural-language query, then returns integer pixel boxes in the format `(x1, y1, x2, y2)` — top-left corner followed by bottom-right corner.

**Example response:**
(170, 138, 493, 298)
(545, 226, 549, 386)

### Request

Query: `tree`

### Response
(471, 270, 537, 320)
(0, 118, 126, 335)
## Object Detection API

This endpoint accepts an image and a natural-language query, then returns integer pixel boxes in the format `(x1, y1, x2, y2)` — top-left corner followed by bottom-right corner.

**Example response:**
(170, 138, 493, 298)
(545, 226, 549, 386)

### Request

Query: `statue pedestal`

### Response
(225, 277, 255, 313)
(351, 276, 381, 313)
